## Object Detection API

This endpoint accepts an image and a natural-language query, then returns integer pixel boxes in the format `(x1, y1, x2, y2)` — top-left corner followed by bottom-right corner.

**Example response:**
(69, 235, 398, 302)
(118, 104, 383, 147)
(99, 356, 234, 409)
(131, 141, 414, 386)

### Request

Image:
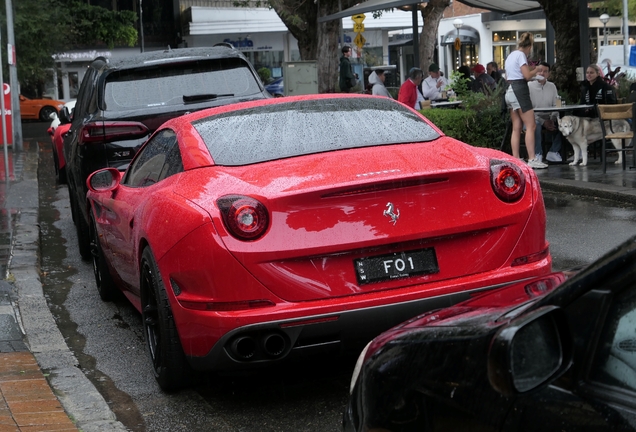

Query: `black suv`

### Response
(64, 46, 269, 259)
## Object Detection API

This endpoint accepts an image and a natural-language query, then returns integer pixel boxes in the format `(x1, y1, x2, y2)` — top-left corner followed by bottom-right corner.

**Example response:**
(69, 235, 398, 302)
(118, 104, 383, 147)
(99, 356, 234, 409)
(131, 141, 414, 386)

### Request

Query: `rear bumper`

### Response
(186, 278, 521, 371)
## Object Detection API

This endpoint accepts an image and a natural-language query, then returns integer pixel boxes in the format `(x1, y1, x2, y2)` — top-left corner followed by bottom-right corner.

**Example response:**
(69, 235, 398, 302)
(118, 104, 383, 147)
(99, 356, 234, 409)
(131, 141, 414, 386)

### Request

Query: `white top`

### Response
(504, 50, 528, 81)
(421, 75, 449, 100)
(528, 80, 558, 125)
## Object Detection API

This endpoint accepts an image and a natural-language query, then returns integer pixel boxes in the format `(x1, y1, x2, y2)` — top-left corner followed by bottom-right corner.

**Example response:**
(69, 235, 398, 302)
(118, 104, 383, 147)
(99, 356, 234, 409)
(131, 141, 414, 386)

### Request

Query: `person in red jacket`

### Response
(398, 68, 423, 109)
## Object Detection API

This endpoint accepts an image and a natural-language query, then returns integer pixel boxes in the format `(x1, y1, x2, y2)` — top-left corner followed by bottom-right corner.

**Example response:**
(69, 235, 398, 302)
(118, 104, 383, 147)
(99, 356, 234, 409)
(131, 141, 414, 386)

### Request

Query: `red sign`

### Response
(1, 83, 12, 145)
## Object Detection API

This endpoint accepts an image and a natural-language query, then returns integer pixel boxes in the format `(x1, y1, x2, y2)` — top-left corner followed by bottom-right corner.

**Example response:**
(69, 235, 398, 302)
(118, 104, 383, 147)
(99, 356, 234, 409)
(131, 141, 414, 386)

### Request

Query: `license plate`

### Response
(354, 248, 439, 285)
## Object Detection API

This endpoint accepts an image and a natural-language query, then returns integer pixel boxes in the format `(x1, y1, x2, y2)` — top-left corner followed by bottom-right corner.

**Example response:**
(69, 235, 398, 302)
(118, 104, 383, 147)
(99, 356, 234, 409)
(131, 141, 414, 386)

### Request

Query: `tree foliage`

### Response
(1, 0, 137, 96)
(593, 0, 636, 19)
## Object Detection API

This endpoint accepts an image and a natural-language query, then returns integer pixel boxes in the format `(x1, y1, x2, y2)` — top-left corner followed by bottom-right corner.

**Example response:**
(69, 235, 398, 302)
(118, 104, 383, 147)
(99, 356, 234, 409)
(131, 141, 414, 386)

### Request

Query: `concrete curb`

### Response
(7, 146, 128, 432)
(539, 177, 636, 205)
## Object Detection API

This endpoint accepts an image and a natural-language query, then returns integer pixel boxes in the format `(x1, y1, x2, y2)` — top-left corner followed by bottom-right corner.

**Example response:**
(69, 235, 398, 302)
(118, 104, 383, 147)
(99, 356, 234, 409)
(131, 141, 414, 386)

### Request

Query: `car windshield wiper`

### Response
(182, 93, 234, 103)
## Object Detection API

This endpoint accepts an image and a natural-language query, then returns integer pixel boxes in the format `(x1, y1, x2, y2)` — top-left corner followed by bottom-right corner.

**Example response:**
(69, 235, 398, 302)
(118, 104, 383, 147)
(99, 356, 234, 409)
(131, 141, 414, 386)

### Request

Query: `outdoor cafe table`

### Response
(431, 100, 462, 109)
(533, 104, 594, 163)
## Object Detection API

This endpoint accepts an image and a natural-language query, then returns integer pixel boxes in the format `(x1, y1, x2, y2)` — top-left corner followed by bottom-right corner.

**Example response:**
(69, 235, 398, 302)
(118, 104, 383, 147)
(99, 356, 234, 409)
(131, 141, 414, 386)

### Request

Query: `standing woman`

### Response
(579, 64, 616, 117)
(504, 32, 547, 169)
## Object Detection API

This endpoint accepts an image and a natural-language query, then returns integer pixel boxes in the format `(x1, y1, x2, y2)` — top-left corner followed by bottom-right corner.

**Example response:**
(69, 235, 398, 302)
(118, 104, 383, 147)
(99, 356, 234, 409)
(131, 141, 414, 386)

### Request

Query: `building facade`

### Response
(50, 0, 633, 100)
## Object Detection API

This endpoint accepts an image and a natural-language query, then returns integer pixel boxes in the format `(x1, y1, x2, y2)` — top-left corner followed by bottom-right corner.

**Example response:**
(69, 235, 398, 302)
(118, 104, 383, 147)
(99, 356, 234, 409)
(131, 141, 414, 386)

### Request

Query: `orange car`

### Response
(19, 95, 65, 121)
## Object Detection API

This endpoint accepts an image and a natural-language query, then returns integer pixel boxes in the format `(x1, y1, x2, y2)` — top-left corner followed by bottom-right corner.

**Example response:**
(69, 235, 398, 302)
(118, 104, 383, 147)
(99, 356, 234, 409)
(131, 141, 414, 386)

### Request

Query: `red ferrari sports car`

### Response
(86, 94, 551, 390)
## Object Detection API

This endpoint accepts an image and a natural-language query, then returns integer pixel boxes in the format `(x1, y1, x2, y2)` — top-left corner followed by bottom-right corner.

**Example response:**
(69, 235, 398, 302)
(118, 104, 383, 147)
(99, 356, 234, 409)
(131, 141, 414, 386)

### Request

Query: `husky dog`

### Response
(557, 115, 629, 166)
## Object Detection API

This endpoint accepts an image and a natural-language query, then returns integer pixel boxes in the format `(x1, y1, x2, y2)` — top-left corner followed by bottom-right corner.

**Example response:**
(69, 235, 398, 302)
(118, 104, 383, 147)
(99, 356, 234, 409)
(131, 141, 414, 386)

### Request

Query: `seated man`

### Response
(421, 63, 449, 101)
(470, 64, 496, 94)
(528, 61, 563, 162)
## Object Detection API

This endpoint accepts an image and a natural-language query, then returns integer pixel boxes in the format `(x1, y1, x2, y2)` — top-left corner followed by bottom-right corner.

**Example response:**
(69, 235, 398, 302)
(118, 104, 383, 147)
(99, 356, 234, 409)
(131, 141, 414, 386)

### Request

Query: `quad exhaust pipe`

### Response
(228, 332, 288, 361)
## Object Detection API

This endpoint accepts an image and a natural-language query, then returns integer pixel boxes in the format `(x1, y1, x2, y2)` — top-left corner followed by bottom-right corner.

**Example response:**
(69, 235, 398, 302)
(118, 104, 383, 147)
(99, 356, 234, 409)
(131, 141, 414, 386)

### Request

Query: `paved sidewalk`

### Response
(0, 141, 127, 432)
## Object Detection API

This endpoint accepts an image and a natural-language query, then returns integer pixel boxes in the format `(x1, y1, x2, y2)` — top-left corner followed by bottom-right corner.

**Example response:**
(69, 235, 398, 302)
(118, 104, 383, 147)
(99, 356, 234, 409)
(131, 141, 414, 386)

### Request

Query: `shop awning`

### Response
(318, 0, 429, 23)
(318, 0, 540, 23)
(441, 27, 480, 45)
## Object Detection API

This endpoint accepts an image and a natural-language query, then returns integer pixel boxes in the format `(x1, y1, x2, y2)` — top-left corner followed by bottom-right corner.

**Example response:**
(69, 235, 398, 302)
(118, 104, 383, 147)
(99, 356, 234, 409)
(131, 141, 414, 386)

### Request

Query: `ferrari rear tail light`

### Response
(490, 160, 525, 203)
(217, 195, 269, 241)
(78, 121, 150, 145)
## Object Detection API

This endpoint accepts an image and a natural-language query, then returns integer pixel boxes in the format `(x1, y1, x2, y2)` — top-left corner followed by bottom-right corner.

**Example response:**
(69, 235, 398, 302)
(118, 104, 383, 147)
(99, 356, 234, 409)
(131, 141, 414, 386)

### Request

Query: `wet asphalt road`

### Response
(34, 120, 351, 432)
(25, 120, 636, 431)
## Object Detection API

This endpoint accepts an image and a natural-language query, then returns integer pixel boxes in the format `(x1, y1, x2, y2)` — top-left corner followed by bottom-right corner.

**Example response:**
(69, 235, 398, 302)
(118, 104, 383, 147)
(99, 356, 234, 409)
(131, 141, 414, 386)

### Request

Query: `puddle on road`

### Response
(38, 146, 146, 431)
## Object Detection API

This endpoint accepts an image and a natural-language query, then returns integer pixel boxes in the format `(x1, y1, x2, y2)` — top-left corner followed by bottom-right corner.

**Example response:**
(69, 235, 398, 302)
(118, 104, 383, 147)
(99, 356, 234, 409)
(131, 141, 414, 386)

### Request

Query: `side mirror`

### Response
(87, 168, 122, 193)
(58, 106, 72, 125)
(488, 306, 572, 397)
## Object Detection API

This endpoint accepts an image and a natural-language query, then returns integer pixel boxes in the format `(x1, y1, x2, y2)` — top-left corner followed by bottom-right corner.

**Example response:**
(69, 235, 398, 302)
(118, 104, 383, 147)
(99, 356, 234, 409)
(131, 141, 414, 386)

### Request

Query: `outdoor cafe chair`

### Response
(596, 103, 636, 173)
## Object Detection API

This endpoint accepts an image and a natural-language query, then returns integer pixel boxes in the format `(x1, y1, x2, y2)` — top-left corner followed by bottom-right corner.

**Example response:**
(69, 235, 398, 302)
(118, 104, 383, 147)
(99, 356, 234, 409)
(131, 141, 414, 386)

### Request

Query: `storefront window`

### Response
(492, 31, 516, 43)
(492, 45, 514, 70)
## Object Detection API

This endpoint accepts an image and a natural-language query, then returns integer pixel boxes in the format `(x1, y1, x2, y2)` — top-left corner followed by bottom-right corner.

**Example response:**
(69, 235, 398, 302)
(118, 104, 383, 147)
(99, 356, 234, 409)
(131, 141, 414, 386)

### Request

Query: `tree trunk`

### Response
(270, 0, 357, 93)
(419, 0, 451, 78)
(536, 0, 581, 101)
(316, 6, 341, 93)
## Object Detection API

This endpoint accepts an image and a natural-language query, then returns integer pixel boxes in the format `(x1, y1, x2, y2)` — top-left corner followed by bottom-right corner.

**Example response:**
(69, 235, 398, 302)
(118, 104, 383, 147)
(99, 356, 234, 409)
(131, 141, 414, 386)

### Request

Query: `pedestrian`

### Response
(504, 31, 547, 169)
(398, 67, 424, 109)
(339, 46, 356, 93)
(487, 61, 505, 87)
(471, 64, 496, 94)
(457, 65, 474, 96)
(528, 61, 563, 163)
(368, 69, 393, 98)
(421, 63, 449, 101)
(578, 64, 617, 117)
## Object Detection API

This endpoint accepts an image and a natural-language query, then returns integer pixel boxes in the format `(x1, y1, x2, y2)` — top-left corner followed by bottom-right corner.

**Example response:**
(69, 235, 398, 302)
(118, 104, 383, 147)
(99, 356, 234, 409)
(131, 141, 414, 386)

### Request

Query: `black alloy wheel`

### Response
(140, 247, 192, 391)
(39, 106, 57, 122)
(90, 216, 117, 301)
(52, 145, 66, 184)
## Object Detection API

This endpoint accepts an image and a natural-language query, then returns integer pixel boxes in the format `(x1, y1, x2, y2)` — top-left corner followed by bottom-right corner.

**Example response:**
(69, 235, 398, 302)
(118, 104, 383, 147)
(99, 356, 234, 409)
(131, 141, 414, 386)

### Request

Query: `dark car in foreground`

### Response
(85, 94, 552, 390)
(345, 235, 636, 432)
(64, 46, 269, 259)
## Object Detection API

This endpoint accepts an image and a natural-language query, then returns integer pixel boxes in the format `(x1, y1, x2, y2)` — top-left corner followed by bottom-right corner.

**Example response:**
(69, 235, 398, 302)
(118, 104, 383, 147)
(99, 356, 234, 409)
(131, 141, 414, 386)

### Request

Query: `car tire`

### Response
(39, 106, 57, 122)
(90, 216, 117, 301)
(140, 247, 192, 391)
(52, 146, 66, 184)
(71, 192, 91, 260)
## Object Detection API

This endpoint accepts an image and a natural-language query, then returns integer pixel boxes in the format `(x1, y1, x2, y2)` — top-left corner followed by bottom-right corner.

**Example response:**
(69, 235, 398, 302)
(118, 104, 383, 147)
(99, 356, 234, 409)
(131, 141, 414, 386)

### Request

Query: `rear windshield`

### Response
(103, 58, 261, 111)
(193, 97, 440, 166)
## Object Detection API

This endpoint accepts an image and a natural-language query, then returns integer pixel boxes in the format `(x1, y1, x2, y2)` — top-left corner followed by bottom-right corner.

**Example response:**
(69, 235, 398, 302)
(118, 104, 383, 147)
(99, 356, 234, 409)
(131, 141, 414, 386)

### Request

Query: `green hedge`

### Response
(420, 104, 506, 149)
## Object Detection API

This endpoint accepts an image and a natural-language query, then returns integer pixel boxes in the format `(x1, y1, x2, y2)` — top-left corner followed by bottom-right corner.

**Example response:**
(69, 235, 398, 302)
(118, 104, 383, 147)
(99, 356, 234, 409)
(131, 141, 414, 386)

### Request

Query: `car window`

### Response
(590, 281, 636, 392)
(102, 58, 261, 111)
(74, 67, 96, 117)
(192, 97, 440, 166)
(122, 129, 183, 188)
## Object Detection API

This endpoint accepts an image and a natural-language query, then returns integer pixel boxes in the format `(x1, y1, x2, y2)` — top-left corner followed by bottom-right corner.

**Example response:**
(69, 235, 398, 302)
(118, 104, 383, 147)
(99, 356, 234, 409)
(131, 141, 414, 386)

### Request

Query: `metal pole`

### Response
(412, 6, 419, 69)
(546, 18, 555, 64)
(0, 27, 9, 181)
(140, 0, 145, 53)
(623, 0, 629, 65)
(578, 0, 590, 71)
(339, 0, 344, 50)
(5, 0, 21, 152)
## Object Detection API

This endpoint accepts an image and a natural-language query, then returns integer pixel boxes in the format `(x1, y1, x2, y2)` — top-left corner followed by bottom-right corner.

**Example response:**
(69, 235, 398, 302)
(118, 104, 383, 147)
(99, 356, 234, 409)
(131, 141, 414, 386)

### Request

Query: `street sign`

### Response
(352, 14, 365, 24)
(354, 33, 366, 49)
(454, 37, 461, 51)
(353, 23, 365, 33)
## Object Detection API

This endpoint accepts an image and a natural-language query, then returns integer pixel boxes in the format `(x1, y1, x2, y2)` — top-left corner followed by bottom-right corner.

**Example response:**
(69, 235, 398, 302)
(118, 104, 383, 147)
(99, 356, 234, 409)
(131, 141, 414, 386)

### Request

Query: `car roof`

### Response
(92, 46, 249, 71)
